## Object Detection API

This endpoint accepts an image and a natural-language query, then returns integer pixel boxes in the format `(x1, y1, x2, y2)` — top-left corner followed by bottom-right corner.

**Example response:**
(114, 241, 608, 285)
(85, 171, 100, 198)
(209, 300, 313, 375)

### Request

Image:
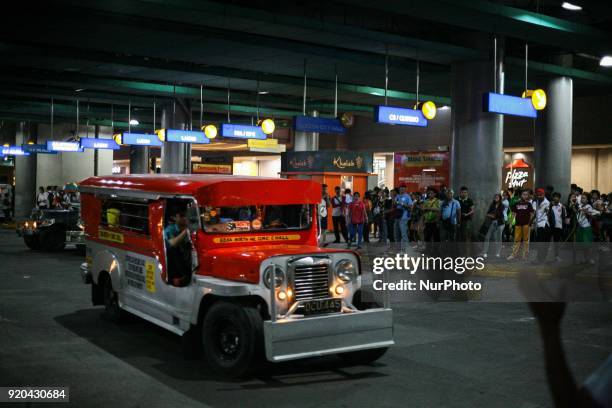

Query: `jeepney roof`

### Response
(79, 174, 321, 206)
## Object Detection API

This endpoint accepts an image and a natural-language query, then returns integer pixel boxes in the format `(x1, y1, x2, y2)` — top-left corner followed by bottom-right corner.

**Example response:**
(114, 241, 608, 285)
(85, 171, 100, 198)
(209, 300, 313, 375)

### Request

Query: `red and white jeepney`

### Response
(79, 174, 393, 376)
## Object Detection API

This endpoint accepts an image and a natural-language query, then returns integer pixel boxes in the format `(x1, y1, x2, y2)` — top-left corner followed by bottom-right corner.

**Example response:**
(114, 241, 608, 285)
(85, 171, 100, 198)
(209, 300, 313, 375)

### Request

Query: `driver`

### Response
(164, 208, 192, 286)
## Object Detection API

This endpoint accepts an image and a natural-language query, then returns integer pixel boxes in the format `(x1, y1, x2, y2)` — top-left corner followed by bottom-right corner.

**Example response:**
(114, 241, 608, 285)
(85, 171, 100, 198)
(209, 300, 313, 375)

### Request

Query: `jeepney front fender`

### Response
(91, 249, 122, 291)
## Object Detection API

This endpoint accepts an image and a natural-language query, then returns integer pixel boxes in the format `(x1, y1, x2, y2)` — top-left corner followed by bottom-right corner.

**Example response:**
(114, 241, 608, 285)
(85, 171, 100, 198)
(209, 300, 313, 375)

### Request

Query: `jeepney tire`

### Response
(201, 301, 263, 378)
(40, 226, 66, 252)
(101, 275, 124, 323)
(338, 347, 388, 366)
(23, 235, 41, 250)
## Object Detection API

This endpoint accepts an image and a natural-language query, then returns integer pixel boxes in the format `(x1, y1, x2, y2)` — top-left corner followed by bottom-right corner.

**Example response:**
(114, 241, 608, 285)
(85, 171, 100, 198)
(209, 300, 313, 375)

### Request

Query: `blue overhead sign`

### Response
(162, 129, 209, 144)
(1, 146, 30, 156)
(374, 105, 428, 127)
(483, 92, 537, 118)
(47, 141, 83, 152)
(22, 144, 57, 154)
(221, 124, 267, 140)
(80, 137, 120, 150)
(121, 132, 163, 147)
(294, 116, 346, 134)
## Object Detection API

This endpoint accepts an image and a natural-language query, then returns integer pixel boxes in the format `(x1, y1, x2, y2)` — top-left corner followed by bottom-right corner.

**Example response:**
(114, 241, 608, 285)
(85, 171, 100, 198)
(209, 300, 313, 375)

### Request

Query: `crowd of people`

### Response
(35, 186, 80, 211)
(320, 183, 612, 261)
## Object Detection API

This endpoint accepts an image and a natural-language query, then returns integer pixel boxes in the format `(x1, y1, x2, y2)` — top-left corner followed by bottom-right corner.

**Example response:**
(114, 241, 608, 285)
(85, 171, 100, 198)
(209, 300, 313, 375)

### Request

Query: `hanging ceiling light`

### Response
(203, 124, 218, 139)
(561, 2, 582, 11)
(129, 119, 139, 126)
(600, 56, 612, 67)
(259, 118, 275, 135)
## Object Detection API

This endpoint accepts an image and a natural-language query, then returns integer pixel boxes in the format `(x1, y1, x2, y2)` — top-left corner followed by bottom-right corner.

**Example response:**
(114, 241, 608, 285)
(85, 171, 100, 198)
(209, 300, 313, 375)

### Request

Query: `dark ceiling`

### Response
(0, 0, 610, 131)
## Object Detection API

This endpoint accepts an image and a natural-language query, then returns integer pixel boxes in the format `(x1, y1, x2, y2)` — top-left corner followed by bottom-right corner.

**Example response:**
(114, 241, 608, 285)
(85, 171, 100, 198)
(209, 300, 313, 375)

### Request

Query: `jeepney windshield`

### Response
(201, 204, 312, 233)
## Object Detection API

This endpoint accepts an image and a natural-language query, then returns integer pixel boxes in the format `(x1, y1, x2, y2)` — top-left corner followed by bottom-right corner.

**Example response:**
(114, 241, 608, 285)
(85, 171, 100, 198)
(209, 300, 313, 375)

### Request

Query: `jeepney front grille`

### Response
(292, 263, 330, 301)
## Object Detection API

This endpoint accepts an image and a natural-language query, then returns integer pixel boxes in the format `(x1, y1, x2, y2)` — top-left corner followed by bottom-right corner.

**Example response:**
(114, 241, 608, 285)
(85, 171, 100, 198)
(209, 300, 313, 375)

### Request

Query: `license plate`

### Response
(301, 298, 342, 316)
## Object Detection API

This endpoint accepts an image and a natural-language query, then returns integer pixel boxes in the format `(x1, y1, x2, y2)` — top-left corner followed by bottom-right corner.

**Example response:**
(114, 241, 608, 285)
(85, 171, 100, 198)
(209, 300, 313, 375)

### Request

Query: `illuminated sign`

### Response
(46, 141, 83, 152)
(483, 92, 537, 118)
(22, 144, 57, 154)
(294, 116, 346, 134)
(159, 129, 210, 144)
(221, 124, 266, 140)
(1, 146, 30, 156)
(374, 105, 428, 127)
(118, 132, 163, 147)
(80, 137, 120, 150)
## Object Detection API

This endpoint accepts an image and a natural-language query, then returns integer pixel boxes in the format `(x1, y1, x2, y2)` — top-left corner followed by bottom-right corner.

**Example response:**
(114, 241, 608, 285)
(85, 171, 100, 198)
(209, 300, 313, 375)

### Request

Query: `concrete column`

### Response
(294, 110, 319, 151)
(14, 122, 37, 219)
(160, 103, 190, 174)
(129, 145, 149, 174)
(451, 51, 504, 229)
(535, 77, 573, 200)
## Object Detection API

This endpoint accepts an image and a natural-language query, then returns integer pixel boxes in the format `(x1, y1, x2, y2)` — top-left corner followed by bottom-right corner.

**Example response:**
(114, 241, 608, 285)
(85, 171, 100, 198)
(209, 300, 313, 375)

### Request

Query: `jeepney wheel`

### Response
(40, 226, 66, 252)
(201, 301, 262, 377)
(338, 347, 388, 366)
(102, 276, 123, 323)
(23, 235, 41, 250)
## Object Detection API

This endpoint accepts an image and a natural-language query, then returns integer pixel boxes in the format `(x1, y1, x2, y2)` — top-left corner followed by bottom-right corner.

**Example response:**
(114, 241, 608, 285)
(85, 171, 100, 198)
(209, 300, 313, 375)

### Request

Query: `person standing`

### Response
(331, 186, 348, 243)
(533, 188, 551, 263)
(319, 184, 331, 246)
(423, 187, 441, 249)
(396, 184, 413, 250)
(458, 186, 475, 243)
(343, 188, 353, 243)
(440, 189, 460, 242)
(373, 188, 386, 244)
(482, 194, 505, 258)
(36, 186, 49, 209)
(363, 191, 373, 243)
(348, 192, 366, 249)
(384, 189, 396, 243)
(549, 192, 566, 262)
(576, 194, 599, 264)
(508, 190, 534, 260)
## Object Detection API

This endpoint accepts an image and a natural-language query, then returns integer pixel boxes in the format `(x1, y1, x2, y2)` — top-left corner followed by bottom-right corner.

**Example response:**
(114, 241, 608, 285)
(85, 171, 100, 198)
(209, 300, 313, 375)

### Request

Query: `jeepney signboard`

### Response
(281, 151, 373, 173)
(125, 253, 156, 293)
(212, 234, 301, 244)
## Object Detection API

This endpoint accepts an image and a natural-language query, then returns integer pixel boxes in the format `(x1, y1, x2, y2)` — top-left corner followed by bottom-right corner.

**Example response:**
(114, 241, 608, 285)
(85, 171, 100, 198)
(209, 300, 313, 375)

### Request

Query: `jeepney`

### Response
(79, 175, 393, 376)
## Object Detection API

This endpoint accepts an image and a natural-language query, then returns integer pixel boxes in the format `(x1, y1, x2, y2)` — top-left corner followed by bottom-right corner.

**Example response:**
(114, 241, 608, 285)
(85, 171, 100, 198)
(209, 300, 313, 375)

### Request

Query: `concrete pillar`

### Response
(451, 49, 504, 229)
(535, 77, 573, 200)
(129, 145, 149, 174)
(294, 110, 319, 151)
(160, 103, 191, 174)
(14, 122, 37, 219)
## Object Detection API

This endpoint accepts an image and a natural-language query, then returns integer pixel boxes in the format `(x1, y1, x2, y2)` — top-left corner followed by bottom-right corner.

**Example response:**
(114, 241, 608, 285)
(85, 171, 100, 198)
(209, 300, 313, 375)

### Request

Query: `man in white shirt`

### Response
(36, 186, 49, 209)
(533, 188, 551, 263)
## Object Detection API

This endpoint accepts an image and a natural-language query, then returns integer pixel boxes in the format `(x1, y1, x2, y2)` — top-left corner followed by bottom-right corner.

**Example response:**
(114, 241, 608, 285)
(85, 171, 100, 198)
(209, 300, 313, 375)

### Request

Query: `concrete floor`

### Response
(0, 229, 610, 408)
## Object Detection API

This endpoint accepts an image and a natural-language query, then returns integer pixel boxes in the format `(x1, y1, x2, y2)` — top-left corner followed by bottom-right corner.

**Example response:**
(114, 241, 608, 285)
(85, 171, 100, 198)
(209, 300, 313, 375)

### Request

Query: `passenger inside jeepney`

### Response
(202, 204, 310, 232)
(164, 206, 192, 287)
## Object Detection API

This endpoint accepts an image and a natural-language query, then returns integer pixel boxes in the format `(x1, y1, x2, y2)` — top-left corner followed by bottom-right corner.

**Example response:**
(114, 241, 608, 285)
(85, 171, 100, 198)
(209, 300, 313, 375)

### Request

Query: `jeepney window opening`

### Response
(99, 199, 150, 235)
(200, 204, 312, 234)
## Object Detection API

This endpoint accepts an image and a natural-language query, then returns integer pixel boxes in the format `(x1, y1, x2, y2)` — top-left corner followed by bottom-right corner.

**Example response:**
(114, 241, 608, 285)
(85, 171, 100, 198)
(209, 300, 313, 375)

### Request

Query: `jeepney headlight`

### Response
(335, 259, 356, 282)
(77, 219, 85, 230)
(263, 265, 285, 289)
(40, 218, 55, 227)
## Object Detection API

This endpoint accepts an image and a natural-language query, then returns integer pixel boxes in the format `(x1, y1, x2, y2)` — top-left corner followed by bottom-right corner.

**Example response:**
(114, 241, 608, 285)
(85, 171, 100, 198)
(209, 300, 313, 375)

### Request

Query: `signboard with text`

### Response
(80, 137, 120, 150)
(221, 124, 266, 140)
(281, 151, 373, 174)
(502, 158, 533, 190)
(121, 132, 163, 147)
(394, 151, 450, 191)
(293, 115, 346, 134)
(192, 163, 233, 174)
(374, 105, 428, 127)
(483, 92, 537, 118)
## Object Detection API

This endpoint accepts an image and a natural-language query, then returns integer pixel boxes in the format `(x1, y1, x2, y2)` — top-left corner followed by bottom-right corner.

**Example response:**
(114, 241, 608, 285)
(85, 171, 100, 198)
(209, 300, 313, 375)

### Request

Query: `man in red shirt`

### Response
(508, 190, 535, 260)
(348, 192, 366, 249)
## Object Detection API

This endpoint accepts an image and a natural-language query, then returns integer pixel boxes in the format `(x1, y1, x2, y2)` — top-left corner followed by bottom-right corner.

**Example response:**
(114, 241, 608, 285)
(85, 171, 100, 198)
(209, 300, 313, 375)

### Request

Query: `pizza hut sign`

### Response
(502, 158, 533, 190)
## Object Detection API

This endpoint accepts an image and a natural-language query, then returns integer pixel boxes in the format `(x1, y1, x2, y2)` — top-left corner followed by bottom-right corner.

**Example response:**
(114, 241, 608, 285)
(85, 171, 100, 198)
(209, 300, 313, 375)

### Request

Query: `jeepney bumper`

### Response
(263, 308, 393, 362)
